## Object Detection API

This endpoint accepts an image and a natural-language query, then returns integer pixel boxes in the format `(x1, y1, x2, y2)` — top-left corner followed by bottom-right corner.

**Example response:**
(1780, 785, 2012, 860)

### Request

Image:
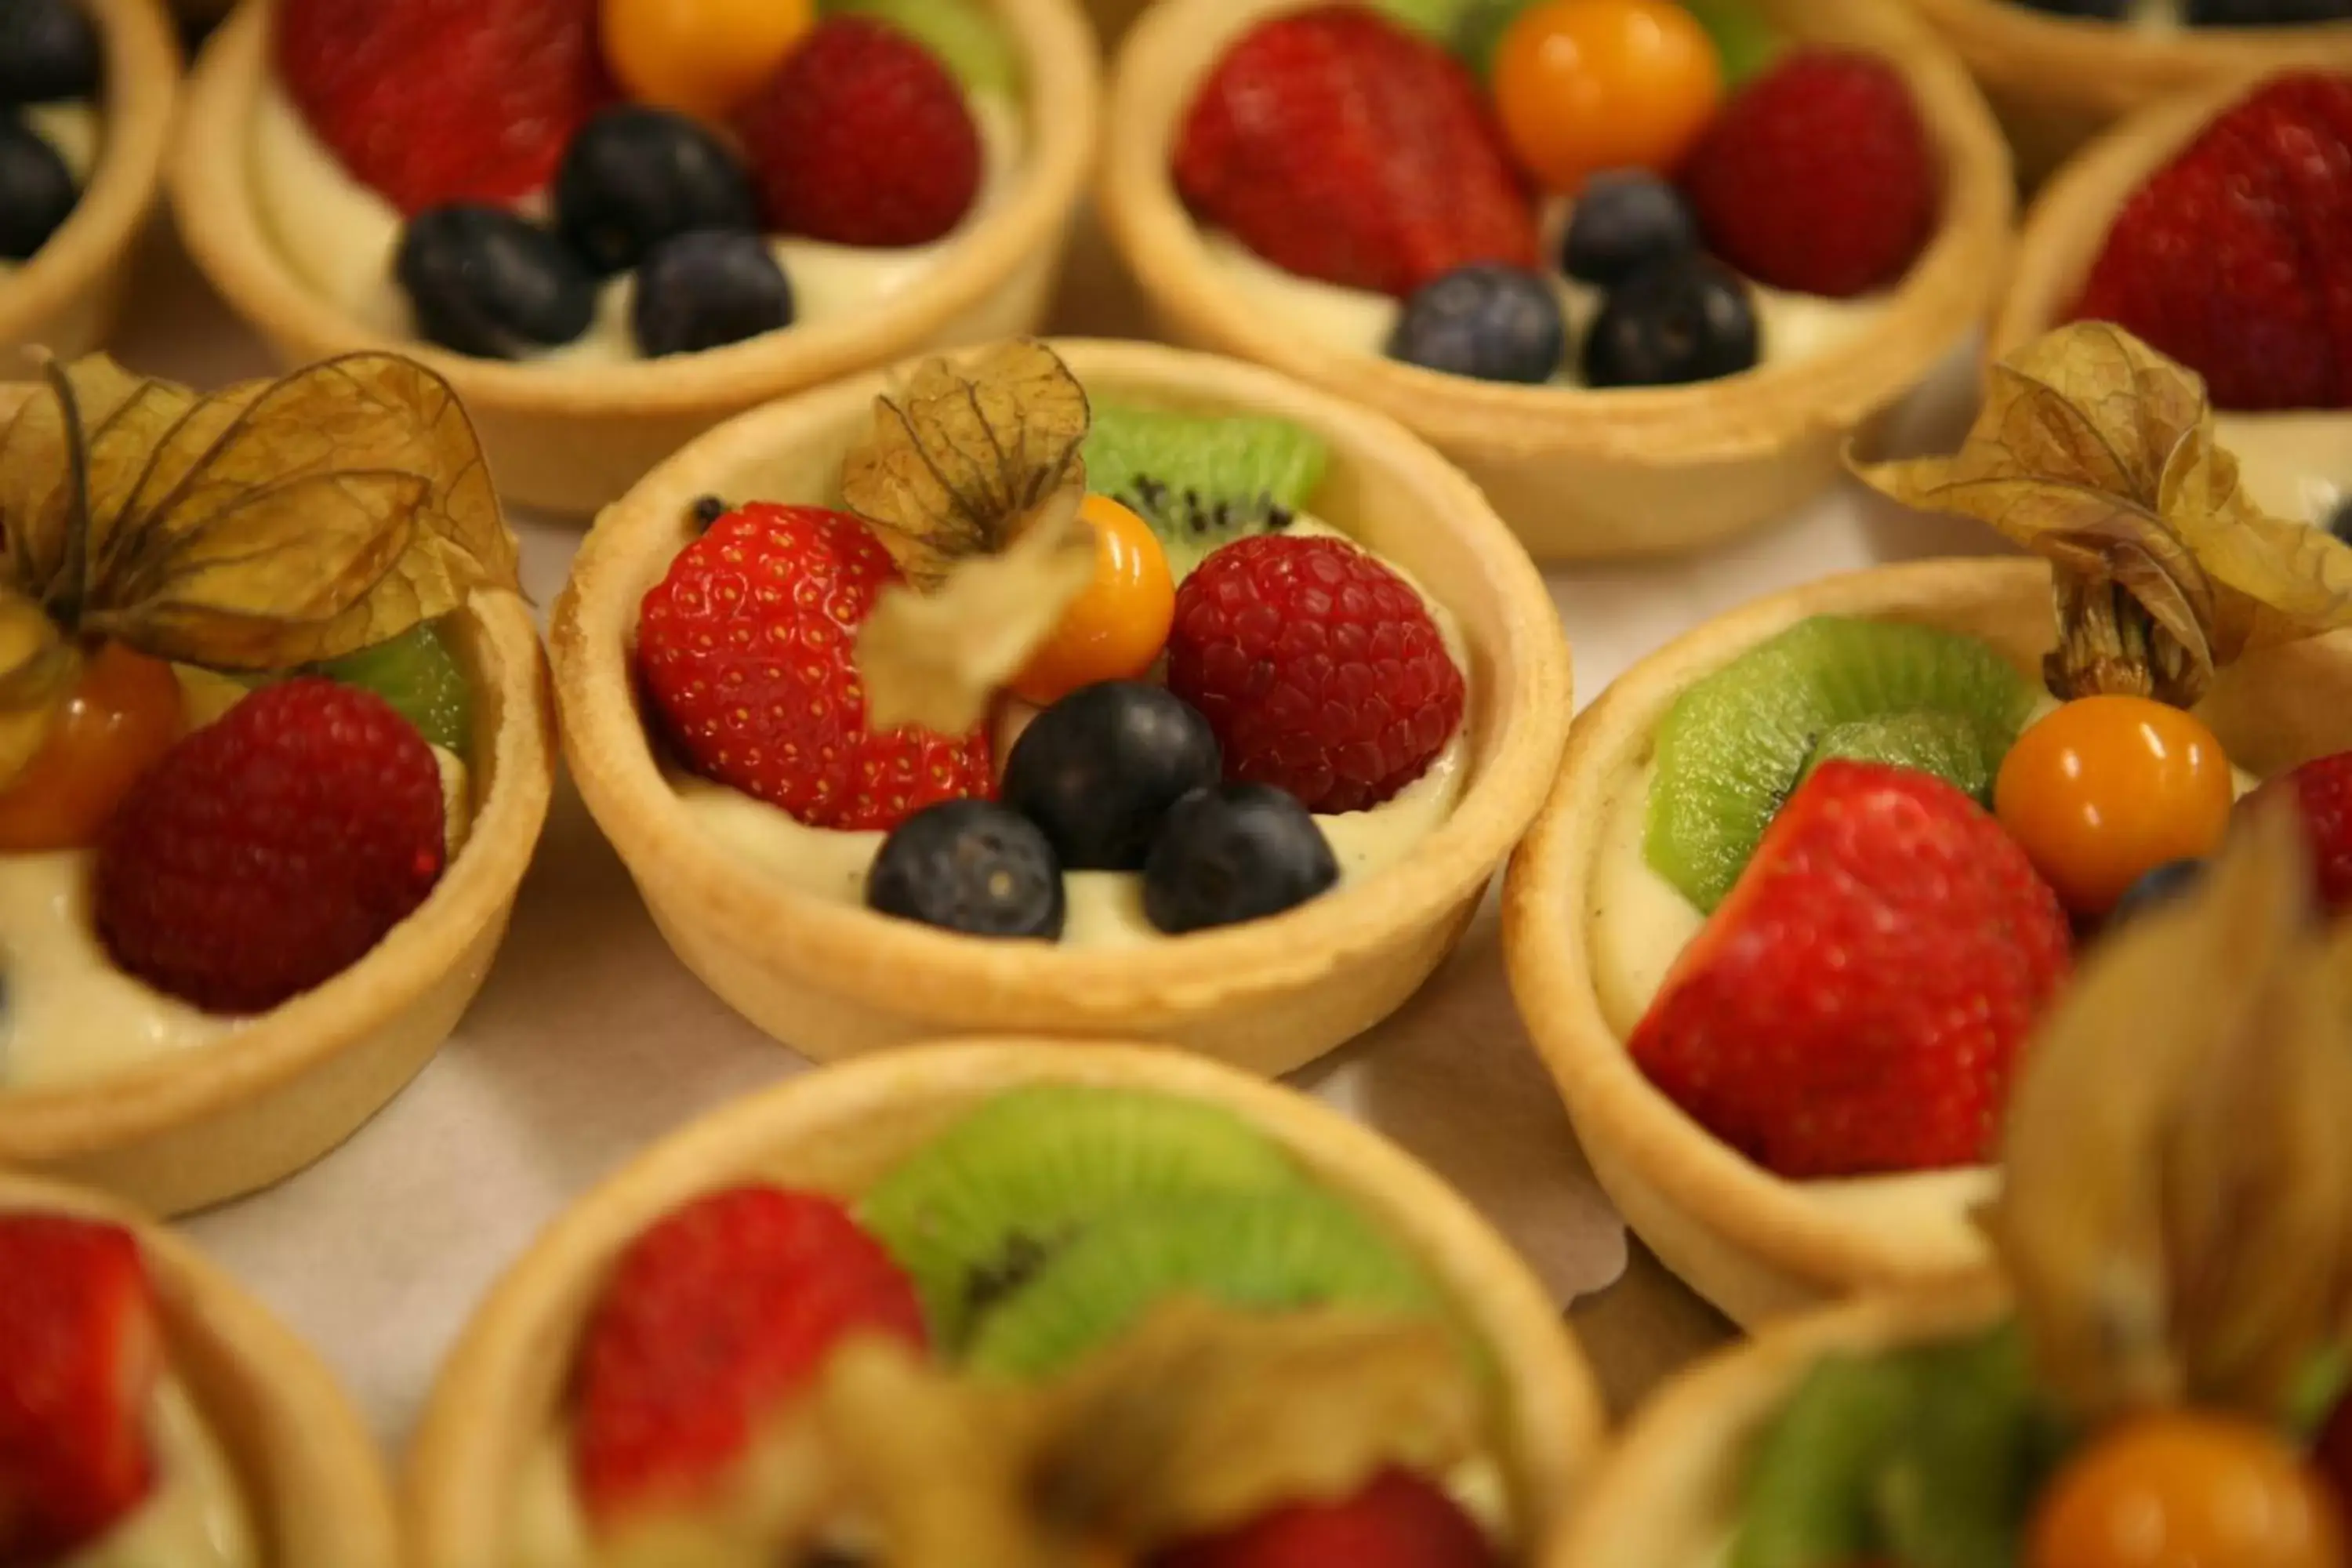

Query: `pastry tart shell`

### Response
(1094, 0, 2015, 562)
(165, 0, 1101, 519)
(550, 336, 1572, 1075)
(1501, 557, 2352, 1326)
(405, 1036, 1607, 1568)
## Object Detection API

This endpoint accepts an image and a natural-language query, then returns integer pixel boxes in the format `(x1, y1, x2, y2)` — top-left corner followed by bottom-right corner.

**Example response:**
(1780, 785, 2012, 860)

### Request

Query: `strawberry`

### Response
(0, 1214, 160, 1565)
(276, 0, 615, 216)
(2070, 73, 2352, 412)
(1679, 49, 1939, 299)
(2241, 750, 2352, 915)
(572, 1186, 927, 1520)
(94, 678, 447, 1017)
(1149, 1469, 1497, 1568)
(1172, 6, 1540, 299)
(1630, 761, 2073, 1180)
(635, 503, 994, 832)
(732, 18, 982, 248)
(1163, 534, 1465, 814)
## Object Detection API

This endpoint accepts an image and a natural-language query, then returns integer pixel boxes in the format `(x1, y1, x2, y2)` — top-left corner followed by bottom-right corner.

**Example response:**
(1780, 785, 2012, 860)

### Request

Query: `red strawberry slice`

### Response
(277, 0, 616, 216)
(2241, 750, 2352, 915)
(571, 1186, 927, 1522)
(1173, 5, 1540, 299)
(0, 1213, 161, 1565)
(1629, 760, 2073, 1180)
(1149, 1468, 1497, 1568)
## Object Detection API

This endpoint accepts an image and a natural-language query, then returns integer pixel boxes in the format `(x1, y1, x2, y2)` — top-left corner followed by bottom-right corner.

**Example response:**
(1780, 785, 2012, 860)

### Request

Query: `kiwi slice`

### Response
(1081, 404, 1328, 581)
(1645, 617, 2038, 913)
(314, 620, 472, 754)
(858, 1085, 1304, 1350)
(822, 0, 1018, 95)
(1794, 711, 1994, 804)
(964, 1188, 1443, 1380)
(1681, 0, 1783, 85)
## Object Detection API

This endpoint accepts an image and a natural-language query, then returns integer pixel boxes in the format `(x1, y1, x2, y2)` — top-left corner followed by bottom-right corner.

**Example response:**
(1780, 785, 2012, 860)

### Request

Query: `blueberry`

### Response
(554, 107, 760, 276)
(2107, 858, 2205, 927)
(631, 230, 793, 358)
(1582, 258, 1761, 388)
(0, 117, 75, 260)
(2006, 0, 2129, 15)
(395, 205, 596, 360)
(2328, 495, 2352, 545)
(0, 0, 100, 107)
(866, 800, 1065, 939)
(1560, 171, 1699, 288)
(1385, 263, 1563, 384)
(1003, 682, 1221, 872)
(2184, 0, 2349, 22)
(1143, 784, 1339, 935)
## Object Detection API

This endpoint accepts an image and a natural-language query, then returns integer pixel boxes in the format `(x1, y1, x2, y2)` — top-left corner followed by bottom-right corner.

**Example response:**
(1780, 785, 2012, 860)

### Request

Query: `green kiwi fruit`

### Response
(821, 0, 1018, 95)
(1646, 617, 2039, 912)
(314, 620, 472, 755)
(963, 1187, 1443, 1380)
(1795, 711, 1994, 804)
(1080, 404, 1329, 580)
(857, 1085, 1304, 1350)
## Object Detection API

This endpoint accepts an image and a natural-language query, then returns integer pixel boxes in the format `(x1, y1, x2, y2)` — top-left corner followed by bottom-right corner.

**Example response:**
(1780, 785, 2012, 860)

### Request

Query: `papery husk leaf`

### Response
(1977, 801, 2352, 1423)
(840, 339, 1091, 589)
(0, 588, 80, 788)
(0, 354, 195, 603)
(1849, 323, 2352, 706)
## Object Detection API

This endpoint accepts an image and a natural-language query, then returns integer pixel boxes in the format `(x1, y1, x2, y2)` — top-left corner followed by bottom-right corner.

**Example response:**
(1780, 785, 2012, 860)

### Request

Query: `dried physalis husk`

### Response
(1977, 800, 2352, 1425)
(1849, 322, 2352, 706)
(842, 340, 1097, 734)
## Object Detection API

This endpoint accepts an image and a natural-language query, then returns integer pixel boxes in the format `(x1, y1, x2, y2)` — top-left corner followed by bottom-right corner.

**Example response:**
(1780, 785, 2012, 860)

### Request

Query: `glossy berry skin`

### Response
(734, 18, 980, 248)
(1492, 0, 1722, 194)
(0, 118, 77, 261)
(636, 504, 993, 833)
(1002, 682, 1221, 872)
(1012, 495, 1177, 708)
(866, 799, 1065, 939)
(572, 1186, 926, 1520)
(94, 679, 447, 1015)
(1559, 169, 1699, 287)
(554, 107, 760, 275)
(1149, 1468, 1497, 1568)
(1583, 259, 1759, 387)
(2106, 858, 2205, 927)
(394, 205, 596, 359)
(600, 0, 816, 123)
(0, 641, 183, 853)
(2239, 750, 2352, 914)
(1682, 49, 1938, 298)
(1385, 263, 1564, 383)
(1166, 535, 1464, 814)
(630, 230, 793, 358)
(2187, 0, 2352, 20)
(1632, 761, 2072, 1179)
(1994, 696, 2235, 918)
(0, 0, 101, 106)
(1142, 784, 1338, 935)
(2027, 1412, 2347, 1568)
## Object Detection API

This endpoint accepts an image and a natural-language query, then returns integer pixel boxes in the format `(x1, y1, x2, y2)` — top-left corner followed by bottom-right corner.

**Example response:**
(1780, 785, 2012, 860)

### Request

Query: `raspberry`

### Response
(1150, 1468, 1497, 1568)
(2242, 750, 2352, 914)
(1165, 535, 1465, 814)
(94, 678, 447, 1015)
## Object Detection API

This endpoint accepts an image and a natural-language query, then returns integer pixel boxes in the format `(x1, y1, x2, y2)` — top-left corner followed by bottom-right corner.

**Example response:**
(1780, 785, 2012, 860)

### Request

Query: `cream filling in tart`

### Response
(64, 1374, 259, 1568)
(2212, 412, 2352, 528)
(0, 100, 103, 280)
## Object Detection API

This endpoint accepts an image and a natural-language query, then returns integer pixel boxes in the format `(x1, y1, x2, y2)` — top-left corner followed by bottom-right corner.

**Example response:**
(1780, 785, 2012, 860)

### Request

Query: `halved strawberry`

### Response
(1149, 1469, 1497, 1568)
(2241, 750, 2352, 915)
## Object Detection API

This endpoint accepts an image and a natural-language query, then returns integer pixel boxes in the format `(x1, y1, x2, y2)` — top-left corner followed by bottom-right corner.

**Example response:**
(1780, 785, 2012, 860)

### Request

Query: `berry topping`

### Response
(1001, 682, 1221, 872)
(1385, 263, 1565, 383)
(2186, 0, 2352, 20)
(866, 798, 1066, 939)
(1142, 783, 1340, 935)
(0, 0, 100, 107)
(277, 0, 615, 215)
(1559, 169, 1700, 289)
(635, 503, 993, 833)
(1490, 0, 1722, 195)
(1581, 257, 1760, 387)
(1680, 49, 1938, 299)
(630, 230, 793, 358)
(1631, 760, 2072, 1179)
(1166, 534, 1464, 815)
(0, 118, 76, 263)
(1173, 5, 1539, 299)
(732, 17, 982, 248)
(394, 205, 597, 360)
(2241, 750, 2352, 916)
(93, 678, 448, 1015)
(1011, 495, 1178, 709)
(553, 106, 761, 275)
(2027, 1412, 2347, 1568)
(572, 1186, 927, 1521)
(0, 641, 183, 854)
(0, 1214, 159, 1567)
(1149, 1468, 1497, 1568)
(599, 0, 816, 123)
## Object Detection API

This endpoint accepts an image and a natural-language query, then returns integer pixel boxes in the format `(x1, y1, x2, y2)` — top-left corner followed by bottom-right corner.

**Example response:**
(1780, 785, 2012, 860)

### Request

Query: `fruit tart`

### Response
(0, 0, 176, 363)
(0, 352, 554, 1216)
(1502, 321, 2352, 1324)
(406, 1035, 1604, 1568)
(1994, 70, 2352, 536)
(1552, 809, 2352, 1568)
(550, 336, 1570, 1073)
(1097, 0, 2013, 561)
(166, 0, 1097, 517)
(0, 1169, 397, 1568)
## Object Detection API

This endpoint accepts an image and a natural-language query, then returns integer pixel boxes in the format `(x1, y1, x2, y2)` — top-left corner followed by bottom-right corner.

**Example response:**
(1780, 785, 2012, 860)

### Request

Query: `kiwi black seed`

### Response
(1080, 404, 1329, 580)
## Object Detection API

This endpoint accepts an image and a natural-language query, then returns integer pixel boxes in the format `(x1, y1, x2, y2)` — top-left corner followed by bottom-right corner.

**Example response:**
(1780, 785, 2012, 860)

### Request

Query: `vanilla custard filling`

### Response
(2214, 412, 2351, 528)
(247, 78, 1026, 363)
(0, 101, 103, 279)
(65, 1374, 259, 1568)
(670, 520, 1473, 946)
